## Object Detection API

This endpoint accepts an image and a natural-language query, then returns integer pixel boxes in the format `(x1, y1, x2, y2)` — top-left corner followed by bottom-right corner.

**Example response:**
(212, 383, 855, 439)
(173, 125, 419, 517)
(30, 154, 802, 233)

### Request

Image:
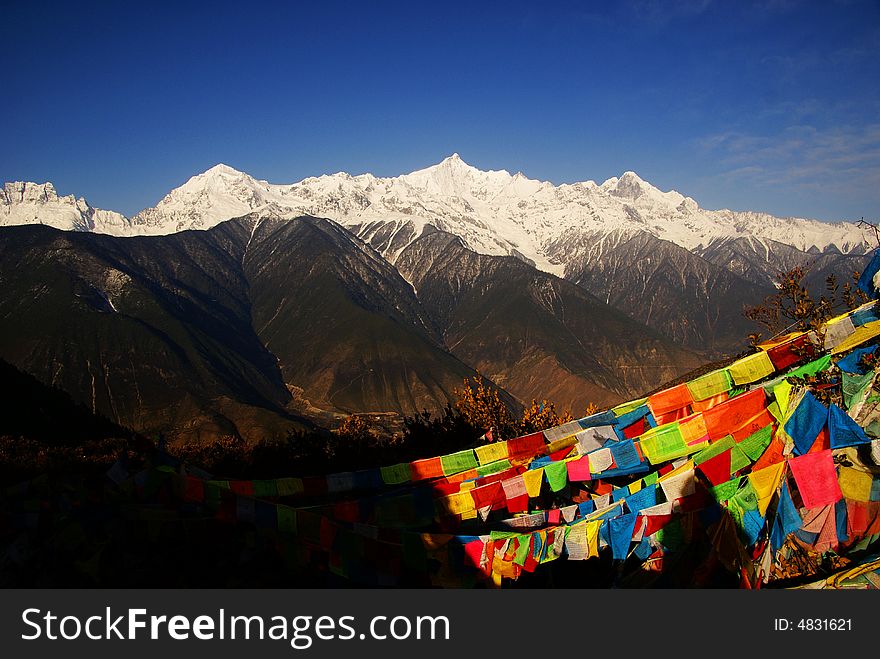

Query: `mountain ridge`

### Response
(3, 156, 870, 270)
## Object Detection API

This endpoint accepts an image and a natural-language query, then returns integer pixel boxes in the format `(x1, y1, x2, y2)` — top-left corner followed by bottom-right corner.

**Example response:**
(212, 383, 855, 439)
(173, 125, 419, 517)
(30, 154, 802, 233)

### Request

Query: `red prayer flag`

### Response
(508, 432, 546, 460)
(698, 450, 732, 486)
(623, 417, 647, 439)
(506, 493, 529, 514)
(789, 450, 842, 509)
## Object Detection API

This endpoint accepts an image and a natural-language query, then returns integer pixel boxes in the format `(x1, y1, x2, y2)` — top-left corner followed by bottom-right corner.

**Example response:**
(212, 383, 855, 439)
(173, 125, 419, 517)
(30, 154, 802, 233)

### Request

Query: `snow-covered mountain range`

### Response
(3, 155, 871, 282)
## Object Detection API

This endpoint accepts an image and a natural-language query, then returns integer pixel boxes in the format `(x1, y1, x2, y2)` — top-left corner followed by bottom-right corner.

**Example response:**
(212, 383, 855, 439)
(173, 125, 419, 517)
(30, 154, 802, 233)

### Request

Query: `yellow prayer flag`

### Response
(773, 380, 792, 417)
(523, 468, 544, 498)
(727, 351, 775, 385)
(680, 414, 709, 447)
(831, 320, 880, 355)
(475, 442, 509, 465)
(838, 466, 874, 502)
(748, 461, 785, 515)
(629, 479, 643, 494)
(586, 520, 602, 559)
(437, 491, 475, 516)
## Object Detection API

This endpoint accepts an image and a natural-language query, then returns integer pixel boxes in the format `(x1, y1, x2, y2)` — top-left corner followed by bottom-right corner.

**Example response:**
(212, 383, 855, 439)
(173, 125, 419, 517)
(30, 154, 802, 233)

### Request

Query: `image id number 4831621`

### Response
(774, 619, 852, 631)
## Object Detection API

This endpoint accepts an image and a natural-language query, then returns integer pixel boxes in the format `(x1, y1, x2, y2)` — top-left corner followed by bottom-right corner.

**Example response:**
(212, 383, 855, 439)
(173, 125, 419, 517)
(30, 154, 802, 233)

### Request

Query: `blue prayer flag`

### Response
(857, 250, 880, 298)
(828, 403, 871, 448)
(784, 392, 828, 455)
(835, 499, 849, 543)
(609, 513, 638, 560)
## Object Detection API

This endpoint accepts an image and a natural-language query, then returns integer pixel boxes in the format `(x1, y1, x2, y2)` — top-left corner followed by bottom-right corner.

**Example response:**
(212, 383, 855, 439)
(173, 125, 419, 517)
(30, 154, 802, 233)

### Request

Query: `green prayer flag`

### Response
(842, 371, 875, 409)
(640, 423, 690, 464)
(686, 369, 733, 401)
(277, 505, 297, 533)
(513, 535, 532, 566)
(380, 462, 412, 485)
(767, 400, 784, 423)
(643, 471, 659, 486)
(730, 480, 759, 512)
(711, 477, 742, 503)
(786, 354, 833, 380)
(476, 459, 511, 477)
(739, 425, 773, 461)
(276, 478, 303, 496)
(544, 461, 568, 492)
(657, 519, 684, 552)
(729, 444, 751, 472)
(254, 480, 278, 498)
(693, 435, 736, 465)
(440, 449, 478, 476)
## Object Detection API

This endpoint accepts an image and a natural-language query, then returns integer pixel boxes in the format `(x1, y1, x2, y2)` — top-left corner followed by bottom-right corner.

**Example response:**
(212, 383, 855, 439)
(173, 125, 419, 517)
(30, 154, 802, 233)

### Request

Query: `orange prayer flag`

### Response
(648, 383, 695, 417)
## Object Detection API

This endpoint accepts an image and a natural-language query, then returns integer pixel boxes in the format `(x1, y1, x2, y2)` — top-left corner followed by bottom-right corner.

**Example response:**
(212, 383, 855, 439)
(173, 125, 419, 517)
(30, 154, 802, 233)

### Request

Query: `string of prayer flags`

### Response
(730, 408, 776, 442)
(729, 443, 751, 473)
(712, 477, 742, 503)
(770, 481, 802, 552)
(728, 350, 775, 385)
(677, 409, 708, 443)
(767, 333, 818, 371)
(694, 434, 735, 465)
(470, 482, 505, 510)
(789, 450, 843, 509)
(784, 391, 829, 455)
(739, 425, 774, 461)
(476, 459, 511, 478)
(772, 380, 793, 417)
(836, 345, 876, 374)
(841, 371, 875, 410)
(612, 397, 648, 417)
(687, 369, 733, 402)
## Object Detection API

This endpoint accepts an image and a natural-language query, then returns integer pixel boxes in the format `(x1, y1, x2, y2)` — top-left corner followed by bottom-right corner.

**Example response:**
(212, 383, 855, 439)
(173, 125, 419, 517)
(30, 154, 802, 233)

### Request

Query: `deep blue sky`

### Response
(2, 0, 878, 221)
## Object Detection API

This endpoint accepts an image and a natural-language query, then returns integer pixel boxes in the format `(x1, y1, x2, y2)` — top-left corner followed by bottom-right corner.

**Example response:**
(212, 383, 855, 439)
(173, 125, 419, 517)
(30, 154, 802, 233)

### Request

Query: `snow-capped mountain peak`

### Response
(2, 156, 871, 276)
(1, 180, 130, 234)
